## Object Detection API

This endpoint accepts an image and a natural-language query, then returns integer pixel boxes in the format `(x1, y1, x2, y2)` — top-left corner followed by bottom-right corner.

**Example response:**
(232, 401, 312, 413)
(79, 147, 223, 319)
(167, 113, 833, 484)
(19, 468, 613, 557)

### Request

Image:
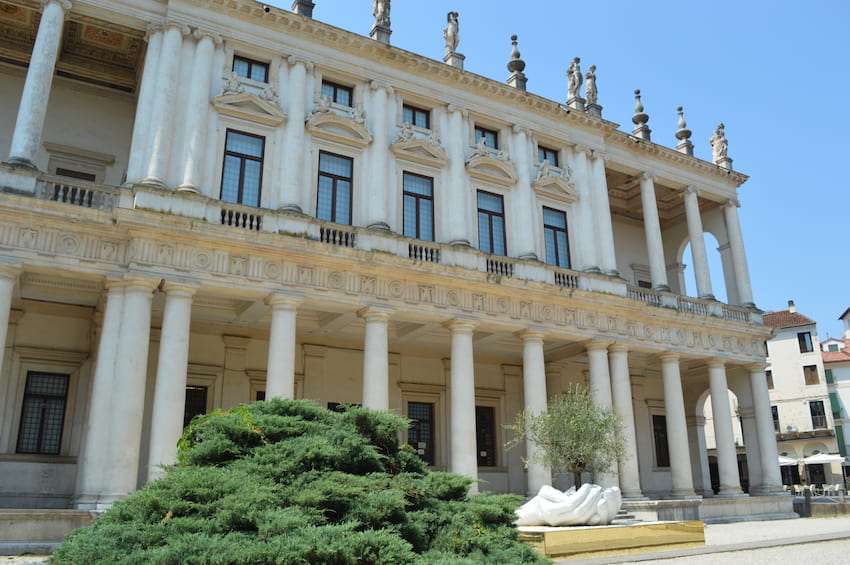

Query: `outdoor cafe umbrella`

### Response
(802, 453, 844, 465)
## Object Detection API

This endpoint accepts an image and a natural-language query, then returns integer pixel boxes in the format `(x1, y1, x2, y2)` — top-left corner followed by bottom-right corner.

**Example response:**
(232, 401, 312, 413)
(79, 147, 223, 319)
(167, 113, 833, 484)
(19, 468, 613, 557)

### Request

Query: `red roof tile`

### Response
(822, 338, 850, 363)
(763, 309, 816, 328)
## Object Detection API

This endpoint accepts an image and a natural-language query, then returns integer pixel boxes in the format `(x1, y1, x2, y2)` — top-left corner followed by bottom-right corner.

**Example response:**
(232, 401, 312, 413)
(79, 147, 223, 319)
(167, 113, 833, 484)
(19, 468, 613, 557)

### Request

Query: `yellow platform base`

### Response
(518, 520, 705, 560)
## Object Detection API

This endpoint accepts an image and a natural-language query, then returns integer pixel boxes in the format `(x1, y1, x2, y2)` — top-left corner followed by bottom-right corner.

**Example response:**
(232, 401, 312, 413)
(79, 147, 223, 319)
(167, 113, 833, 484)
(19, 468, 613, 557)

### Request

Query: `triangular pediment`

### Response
(306, 112, 373, 148)
(533, 175, 578, 202)
(465, 155, 517, 185)
(390, 138, 448, 166)
(212, 92, 287, 126)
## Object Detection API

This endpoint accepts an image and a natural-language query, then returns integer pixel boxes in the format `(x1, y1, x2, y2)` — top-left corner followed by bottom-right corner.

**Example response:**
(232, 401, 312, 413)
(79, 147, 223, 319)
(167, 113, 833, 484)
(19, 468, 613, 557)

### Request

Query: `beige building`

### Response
(0, 0, 792, 522)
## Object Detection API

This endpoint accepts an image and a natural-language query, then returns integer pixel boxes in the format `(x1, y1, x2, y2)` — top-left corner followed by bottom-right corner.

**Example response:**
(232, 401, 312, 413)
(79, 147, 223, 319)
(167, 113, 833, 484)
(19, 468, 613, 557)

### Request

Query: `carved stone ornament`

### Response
(221, 71, 245, 95)
(465, 143, 517, 185)
(533, 160, 577, 202)
(390, 128, 448, 166)
(213, 91, 286, 126)
(515, 484, 622, 527)
(306, 112, 373, 148)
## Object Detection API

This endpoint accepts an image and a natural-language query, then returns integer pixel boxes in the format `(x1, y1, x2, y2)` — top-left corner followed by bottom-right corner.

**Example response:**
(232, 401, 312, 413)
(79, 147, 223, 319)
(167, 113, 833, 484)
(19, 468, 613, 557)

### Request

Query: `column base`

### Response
(604, 269, 620, 277)
(653, 284, 671, 292)
(670, 488, 698, 499)
(138, 177, 167, 189)
(176, 184, 201, 194)
(367, 221, 391, 232)
(715, 487, 746, 497)
(280, 204, 304, 214)
(583, 266, 602, 274)
(449, 239, 471, 247)
(3, 157, 37, 169)
(517, 252, 538, 261)
(698, 294, 716, 301)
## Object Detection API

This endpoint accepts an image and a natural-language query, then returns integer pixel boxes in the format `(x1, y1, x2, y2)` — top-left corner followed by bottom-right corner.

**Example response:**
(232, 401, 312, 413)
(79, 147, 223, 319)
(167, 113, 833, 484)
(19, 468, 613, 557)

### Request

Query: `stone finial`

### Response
(566, 57, 585, 110)
(507, 35, 527, 91)
(585, 64, 602, 118)
(443, 11, 464, 69)
(370, 0, 391, 44)
(710, 123, 733, 169)
(631, 89, 651, 141)
(675, 106, 694, 156)
(291, 0, 314, 18)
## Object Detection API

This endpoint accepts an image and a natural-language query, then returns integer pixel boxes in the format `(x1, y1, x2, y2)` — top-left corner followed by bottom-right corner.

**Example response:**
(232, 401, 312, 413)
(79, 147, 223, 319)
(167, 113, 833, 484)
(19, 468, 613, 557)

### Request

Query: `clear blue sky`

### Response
(267, 0, 850, 338)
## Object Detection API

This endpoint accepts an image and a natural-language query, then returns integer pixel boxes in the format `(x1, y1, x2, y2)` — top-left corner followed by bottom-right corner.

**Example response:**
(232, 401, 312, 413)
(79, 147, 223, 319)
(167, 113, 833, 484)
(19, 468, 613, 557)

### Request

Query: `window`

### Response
(803, 365, 819, 386)
(402, 172, 434, 241)
(402, 104, 430, 129)
(772, 405, 780, 432)
(317, 152, 353, 224)
(538, 146, 559, 167)
(321, 80, 353, 107)
(232, 55, 269, 83)
(474, 126, 498, 149)
(809, 400, 827, 429)
(797, 332, 813, 353)
(476, 405, 497, 467)
(837, 425, 847, 458)
(477, 191, 506, 255)
(825, 369, 834, 384)
(651, 414, 670, 467)
(830, 392, 842, 418)
(183, 385, 208, 429)
(637, 280, 652, 289)
(55, 168, 97, 182)
(408, 401, 434, 465)
(543, 207, 570, 268)
(220, 130, 264, 207)
(16, 372, 69, 455)
(828, 344, 839, 352)
(766, 370, 774, 390)
(256, 391, 266, 402)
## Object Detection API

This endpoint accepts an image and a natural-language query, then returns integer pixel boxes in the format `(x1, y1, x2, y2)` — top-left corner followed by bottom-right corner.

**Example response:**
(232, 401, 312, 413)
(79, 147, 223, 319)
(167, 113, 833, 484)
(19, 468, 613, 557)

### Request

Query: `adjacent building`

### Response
(820, 308, 850, 484)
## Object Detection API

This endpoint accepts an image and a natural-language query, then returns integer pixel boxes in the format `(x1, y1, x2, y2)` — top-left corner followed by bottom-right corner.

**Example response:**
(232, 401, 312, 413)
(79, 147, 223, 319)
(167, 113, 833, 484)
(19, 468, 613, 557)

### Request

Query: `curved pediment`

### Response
(212, 92, 286, 126)
(390, 138, 448, 166)
(533, 174, 578, 202)
(306, 112, 373, 148)
(465, 154, 517, 185)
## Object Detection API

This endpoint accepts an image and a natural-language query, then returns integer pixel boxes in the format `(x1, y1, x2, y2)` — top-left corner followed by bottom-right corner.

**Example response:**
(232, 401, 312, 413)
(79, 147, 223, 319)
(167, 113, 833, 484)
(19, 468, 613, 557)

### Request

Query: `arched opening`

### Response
(678, 232, 729, 303)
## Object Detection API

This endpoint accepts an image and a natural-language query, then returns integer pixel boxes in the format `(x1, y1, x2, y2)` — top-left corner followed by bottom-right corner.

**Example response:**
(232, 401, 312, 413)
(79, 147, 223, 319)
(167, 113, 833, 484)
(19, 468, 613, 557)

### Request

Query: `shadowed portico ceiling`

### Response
(0, 0, 144, 92)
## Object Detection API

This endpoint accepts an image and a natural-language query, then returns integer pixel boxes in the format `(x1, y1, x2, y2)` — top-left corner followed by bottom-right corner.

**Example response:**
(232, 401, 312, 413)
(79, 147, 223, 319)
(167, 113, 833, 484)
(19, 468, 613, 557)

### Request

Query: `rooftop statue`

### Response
(585, 65, 598, 105)
(567, 57, 582, 99)
(710, 123, 729, 161)
(515, 484, 622, 527)
(373, 0, 390, 27)
(444, 11, 459, 54)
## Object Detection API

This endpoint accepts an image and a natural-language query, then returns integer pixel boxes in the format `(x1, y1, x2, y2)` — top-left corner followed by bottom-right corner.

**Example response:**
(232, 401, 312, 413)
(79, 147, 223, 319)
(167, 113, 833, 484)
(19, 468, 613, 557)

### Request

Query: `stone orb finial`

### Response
(632, 90, 648, 125)
(507, 34, 525, 73)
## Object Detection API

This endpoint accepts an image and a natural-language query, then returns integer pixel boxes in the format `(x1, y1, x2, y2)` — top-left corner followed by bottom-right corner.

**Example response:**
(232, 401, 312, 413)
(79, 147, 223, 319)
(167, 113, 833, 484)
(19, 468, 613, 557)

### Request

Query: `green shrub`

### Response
(51, 399, 548, 564)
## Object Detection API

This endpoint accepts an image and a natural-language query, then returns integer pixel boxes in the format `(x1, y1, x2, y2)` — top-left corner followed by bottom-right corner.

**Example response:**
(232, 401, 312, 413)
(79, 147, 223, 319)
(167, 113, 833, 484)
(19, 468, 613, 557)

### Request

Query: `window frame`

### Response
(15, 371, 70, 455)
(219, 129, 265, 207)
(320, 79, 354, 107)
(473, 125, 499, 149)
(402, 171, 435, 241)
(803, 364, 819, 386)
(542, 206, 571, 268)
(232, 55, 270, 83)
(537, 145, 560, 167)
(476, 190, 507, 256)
(402, 104, 431, 129)
(401, 384, 444, 469)
(797, 331, 814, 353)
(651, 413, 670, 469)
(766, 369, 774, 390)
(809, 400, 827, 430)
(316, 150, 354, 225)
(407, 400, 436, 466)
(475, 404, 498, 468)
(771, 405, 780, 432)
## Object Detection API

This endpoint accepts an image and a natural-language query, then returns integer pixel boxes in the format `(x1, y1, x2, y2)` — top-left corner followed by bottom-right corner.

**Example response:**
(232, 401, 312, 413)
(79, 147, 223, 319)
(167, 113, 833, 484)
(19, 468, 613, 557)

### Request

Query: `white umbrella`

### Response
(778, 455, 799, 466)
(802, 453, 844, 465)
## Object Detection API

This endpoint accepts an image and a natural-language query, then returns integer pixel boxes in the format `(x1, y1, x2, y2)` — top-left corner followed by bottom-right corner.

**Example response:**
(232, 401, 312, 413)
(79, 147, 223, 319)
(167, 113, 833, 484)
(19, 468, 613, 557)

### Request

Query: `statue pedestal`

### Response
(714, 156, 733, 170)
(567, 96, 585, 111)
(370, 25, 391, 44)
(444, 52, 465, 70)
(586, 103, 602, 118)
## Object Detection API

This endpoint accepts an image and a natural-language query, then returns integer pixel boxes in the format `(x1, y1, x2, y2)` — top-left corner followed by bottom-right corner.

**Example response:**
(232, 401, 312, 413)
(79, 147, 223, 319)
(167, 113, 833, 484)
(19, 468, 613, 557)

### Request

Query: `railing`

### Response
(320, 226, 356, 248)
(554, 269, 579, 289)
(409, 243, 440, 263)
(627, 285, 662, 307)
(677, 296, 709, 316)
(722, 305, 750, 322)
(486, 258, 514, 277)
(36, 177, 118, 210)
(221, 207, 262, 231)
(812, 414, 828, 430)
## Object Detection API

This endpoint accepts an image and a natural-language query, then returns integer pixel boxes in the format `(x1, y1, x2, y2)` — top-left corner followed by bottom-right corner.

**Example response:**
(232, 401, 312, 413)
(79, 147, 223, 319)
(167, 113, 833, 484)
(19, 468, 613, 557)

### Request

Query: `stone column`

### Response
(707, 359, 743, 496)
(722, 199, 755, 308)
(660, 352, 696, 497)
(519, 330, 550, 495)
(609, 344, 643, 498)
(265, 293, 302, 400)
(146, 280, 199, 482)
(366, 82, 392, 231)
(360, 306, 393, 410)
(101, 275, 159, 504)
(739, 406, 763, 494)
(7, 0, 72, 167)
(75, 279, 124, 509)
(140, 22, 189, 187)
(511, 127, 538, 260)
(446, 318, 478, 491)
(686, 415, 713, 496)
(280, 57, 312, 212)
(682, 186, 714, 300)
(639, 173, 670, 290)
(749, 364, 784, 493)
(586, 339, 618, 488)
(126, 24, 164, 185)
(177, 31, 220, 192)
(569, 147, 598, 272)
(589, 152, 618, 275)
(444, 105, 471, 246)
(0, 263, 21, 371)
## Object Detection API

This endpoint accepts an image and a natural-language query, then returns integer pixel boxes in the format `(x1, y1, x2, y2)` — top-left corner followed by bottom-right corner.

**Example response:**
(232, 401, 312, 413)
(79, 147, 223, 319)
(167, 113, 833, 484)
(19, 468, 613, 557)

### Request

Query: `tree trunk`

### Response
(573, 470, 582, 489)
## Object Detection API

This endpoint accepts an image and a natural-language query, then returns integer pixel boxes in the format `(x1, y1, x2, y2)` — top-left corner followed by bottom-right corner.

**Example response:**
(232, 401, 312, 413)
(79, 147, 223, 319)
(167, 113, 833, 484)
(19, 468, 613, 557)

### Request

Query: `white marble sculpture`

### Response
(585, 65, 598, 105)
(444, 12, 459, 55)
(710, 123, 728, 161)
(373, 0, 390, 27)
(515, 484, 622, 527)
(567, 57, 582, 99)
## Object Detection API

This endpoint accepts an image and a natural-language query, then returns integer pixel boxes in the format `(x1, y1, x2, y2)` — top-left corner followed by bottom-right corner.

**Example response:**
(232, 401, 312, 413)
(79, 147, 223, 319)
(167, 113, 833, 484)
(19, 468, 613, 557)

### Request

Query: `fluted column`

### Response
(265, 293, 302, 400)
(146, 280, 199, 482)
(446, 318, 478, 491)
(683, 186, 714, 300)
(511, 127, 538, 260)
(280, 57, 312, 212)
(7, 0, 72, 167)
(75, 278, 124, 509)
(609, 344, 643, 498)
(749, 364, 784, 494)
(589, 152, 618, 275)
(707, 359, 742, 496)
(519, 330, 550, 495)
(639, 173, 669, 290)
(444, 105, 471, 246)
(177, 31, 220, 192)
(660, 352, 696, 497)
(569, 146, 598, 272)
(366, 82, 392, 230)
(586, 339, 618, 487)
(126, 24, 164, 184)
(722, 199, 755, 308)
(360, 306, 393, 410)
(140, 22, 189, 187)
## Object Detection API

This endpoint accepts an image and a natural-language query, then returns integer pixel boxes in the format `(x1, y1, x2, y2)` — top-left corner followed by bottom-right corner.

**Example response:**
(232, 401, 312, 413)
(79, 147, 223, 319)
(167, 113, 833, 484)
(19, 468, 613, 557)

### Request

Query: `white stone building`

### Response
(0, 0, 791, 522)
(820, 308, 850, 484)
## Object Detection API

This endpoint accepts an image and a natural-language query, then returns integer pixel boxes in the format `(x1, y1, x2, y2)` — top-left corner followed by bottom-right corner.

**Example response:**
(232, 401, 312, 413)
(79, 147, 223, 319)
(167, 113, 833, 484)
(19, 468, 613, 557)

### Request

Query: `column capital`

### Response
(589, 149, 609, 163)
(370, 80, 394, 95)
(571, 144, 592, 158)
(146, 22, 164, 36)
(723, 197, 741, 209)
(659, 351, 680, 363)
(585, 338, 612, 352)
(42, 0, 72, 11)
(358, 304, 394, 322)
(639, 171, 658, 183)
(121, 273, 161, 294)
(517, 328, 545, 342)
(193, 29, 223, 45)
(446, 103, 469, 118)
(707, 357, 727, 369)
(444, 317, 477, 332)
(684, 185, 701, 197)
(287, 55, 314, 71)
(164, 21, 191, 36)
(162, 279, 200, 298)
(511, 123, 531, 137)
(0, 260, 22, 281)
(748, 362, 768, 373)
(608, 342, 629, 354)
(266, 292, 303, 310)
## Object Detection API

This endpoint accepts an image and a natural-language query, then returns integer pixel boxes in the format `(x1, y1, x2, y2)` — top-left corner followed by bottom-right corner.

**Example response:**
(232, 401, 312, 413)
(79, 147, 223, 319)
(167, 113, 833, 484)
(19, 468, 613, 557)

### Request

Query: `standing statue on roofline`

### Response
(585, 65, 598, 105)
(444, 11, 459, 54)
(373, 0, 390, 27)
(710, 123, 729, 161)
(567, 57, 582, 100)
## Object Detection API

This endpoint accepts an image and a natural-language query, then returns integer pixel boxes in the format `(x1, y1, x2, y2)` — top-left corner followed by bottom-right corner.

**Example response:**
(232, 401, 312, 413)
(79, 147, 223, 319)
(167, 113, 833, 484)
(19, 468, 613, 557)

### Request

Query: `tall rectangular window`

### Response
(317, 151, 353, 224)
(766, 370, 774, 390)
(809, 400, 826, 429)
(220, 130, 264, 207)
(825, 368, 834, 384)
(476, 405, 497, 467)
(797, 332, 814, 353)
(408, 401, 434, 465)
(830, 392, 842, 418)
(183, 385, 208, 429)
(837, 425, 847, 458)
(803, 365, 819, 386)
(772, 405, 780, 432)
(477, 191, 506, 255)
(543, 207, 570, 268)
(474, 126, 498, 149)
(652, 414, 670, 467)
(232, 55, 269, 83)
(402, 105, 430, 129)
(403, 172, 434, 241)
(538, 146, 559, 166)
(321, 80, 353, 107)
(16, 372, 69, 455)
